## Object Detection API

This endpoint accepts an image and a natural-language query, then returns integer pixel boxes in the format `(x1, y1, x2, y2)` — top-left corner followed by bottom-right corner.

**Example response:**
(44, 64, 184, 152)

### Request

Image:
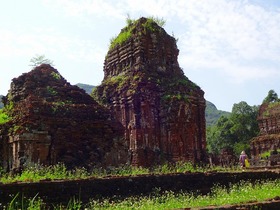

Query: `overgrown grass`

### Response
(0, 163, 90, 184)
(5, 193, 44, 210)
(260, 149, 280, 158)
(4, 180, 280, 209)
(1, 162, 276, 209)
(103, 74, 129, 88)
(0, 162, 240, 184)
(109, 16, 166, 50)
(87, 180, 280, 209)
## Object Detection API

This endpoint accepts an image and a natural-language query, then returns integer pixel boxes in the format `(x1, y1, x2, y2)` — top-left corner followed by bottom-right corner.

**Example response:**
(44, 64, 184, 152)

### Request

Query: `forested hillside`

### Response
(206, 101, 230, 126)
(0, 95, 3, 109)
(76, 83, 95, 94)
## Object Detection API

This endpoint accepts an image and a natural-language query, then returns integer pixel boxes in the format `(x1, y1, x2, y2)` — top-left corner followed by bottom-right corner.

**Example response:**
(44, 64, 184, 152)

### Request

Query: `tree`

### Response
(206, 101, 259, 156)
(230, 102, 259, 155)
(29, 54, 54, 67)
(207, 115, 235, 154)
(263, 89, 279, 103)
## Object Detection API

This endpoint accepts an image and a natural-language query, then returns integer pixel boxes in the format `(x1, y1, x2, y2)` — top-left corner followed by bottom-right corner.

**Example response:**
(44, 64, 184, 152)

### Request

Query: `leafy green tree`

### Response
(206, 101, 259, 156)
(230, 102, 259, 154)
(29, 54, 54, 67)
(263, 89, 279, 103)
(207, 115, 235, 154)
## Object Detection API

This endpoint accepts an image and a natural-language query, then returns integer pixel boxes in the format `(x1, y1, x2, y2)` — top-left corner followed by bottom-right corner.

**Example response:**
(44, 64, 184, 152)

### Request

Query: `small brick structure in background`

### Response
(251, 102, 280, 158)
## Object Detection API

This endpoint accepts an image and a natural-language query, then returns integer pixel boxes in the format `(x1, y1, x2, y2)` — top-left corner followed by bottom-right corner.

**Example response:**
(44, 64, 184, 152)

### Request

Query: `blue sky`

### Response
(1, 0, 280, 112)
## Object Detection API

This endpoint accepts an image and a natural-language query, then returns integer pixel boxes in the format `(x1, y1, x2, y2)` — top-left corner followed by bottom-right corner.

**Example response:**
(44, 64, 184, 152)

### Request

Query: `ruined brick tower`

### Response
(93, 17, 206, 166)
(250, 102, 280, 156)
(0, 64, 127, 171)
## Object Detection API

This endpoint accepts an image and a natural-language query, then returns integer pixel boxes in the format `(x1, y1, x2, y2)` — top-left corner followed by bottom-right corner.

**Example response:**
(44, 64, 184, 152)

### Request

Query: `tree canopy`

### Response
(29, 54, 54, 67)
(263, 89, 279, 103)
(205, 101, 230, 127)
(207, 101, 259, 156)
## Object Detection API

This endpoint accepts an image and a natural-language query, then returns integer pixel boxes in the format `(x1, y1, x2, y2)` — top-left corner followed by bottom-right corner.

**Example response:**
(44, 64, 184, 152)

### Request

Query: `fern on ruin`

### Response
(0, 109, 10, 124)
(109, 29, 132, 50)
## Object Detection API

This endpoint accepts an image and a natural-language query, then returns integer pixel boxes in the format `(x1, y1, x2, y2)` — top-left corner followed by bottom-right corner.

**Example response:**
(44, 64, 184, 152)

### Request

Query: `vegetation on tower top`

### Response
(109, 16, 166, 50)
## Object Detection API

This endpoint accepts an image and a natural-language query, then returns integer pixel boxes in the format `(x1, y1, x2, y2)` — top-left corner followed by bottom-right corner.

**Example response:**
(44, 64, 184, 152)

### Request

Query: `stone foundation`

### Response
(0, 171, 279, 207)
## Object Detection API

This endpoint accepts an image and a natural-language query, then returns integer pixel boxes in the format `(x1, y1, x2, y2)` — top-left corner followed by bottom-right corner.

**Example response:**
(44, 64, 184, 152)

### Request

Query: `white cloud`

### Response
(1, 0, 280, 105)
(39, 0, 280, 66)
(174, 0, 280, 84)
(0, 28, 104, 64)
(43, 0, 126, 19)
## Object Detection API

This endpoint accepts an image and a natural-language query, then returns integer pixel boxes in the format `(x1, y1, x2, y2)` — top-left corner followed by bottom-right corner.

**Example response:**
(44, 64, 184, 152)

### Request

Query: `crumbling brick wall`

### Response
(0, 64, 127, 171)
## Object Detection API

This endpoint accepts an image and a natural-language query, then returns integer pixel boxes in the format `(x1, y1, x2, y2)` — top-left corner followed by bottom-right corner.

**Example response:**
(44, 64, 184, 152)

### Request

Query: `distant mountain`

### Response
(76, 83, 95, 95)
(205, 100, 230, 127)
(0, 95, 3, 109)
(76, 83, 229, 127)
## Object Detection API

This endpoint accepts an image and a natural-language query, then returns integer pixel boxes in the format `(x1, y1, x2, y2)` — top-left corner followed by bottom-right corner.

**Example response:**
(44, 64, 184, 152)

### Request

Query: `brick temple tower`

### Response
(251, 102, 280, 156)
(93, 17, 207, 166)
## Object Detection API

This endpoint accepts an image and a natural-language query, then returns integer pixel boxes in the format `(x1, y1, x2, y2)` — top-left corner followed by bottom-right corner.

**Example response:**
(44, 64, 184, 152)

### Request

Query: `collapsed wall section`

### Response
(0, 64, 127, 171)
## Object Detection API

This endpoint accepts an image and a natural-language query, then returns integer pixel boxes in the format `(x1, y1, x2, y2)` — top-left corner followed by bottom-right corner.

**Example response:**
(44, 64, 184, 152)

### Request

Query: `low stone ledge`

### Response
(0, 171, 279, 206)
